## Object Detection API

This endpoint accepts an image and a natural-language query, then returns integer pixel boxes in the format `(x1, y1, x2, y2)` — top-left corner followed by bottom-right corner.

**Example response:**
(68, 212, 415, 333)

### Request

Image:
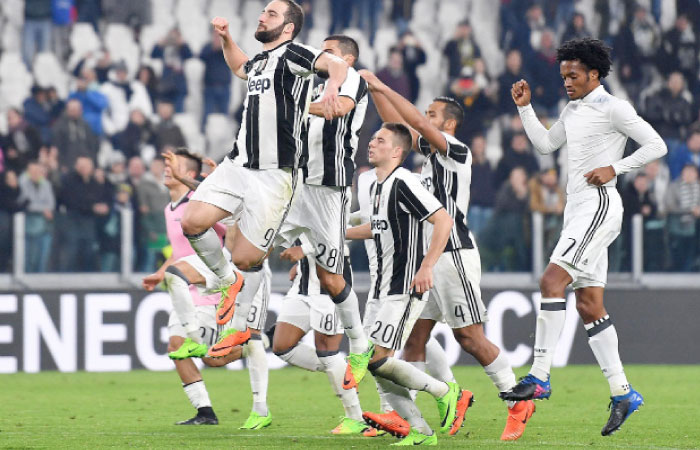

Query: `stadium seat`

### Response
(1, 23, 22, 53)
(2, 0, 25, 27)
(105, 24, 140, 77)
(178, 13, 210, 54)
(207, 0, 241, 19)
(69, 23, 101, 61)
(205, 113, 235, 161)
(32, 52, 70, 98)
(151, 0, 176, 28)
(139, 24, 169, 57)
(174, 112, 205, 155)
(183, 58, 205, 122)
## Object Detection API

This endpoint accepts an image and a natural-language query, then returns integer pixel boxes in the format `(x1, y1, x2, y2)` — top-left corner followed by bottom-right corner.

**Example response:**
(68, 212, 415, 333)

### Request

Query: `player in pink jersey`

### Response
(143, 150, 271, 428)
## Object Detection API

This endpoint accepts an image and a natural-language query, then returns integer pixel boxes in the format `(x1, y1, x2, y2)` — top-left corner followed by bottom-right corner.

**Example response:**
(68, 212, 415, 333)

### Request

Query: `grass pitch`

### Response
(2, 365, 699, 448)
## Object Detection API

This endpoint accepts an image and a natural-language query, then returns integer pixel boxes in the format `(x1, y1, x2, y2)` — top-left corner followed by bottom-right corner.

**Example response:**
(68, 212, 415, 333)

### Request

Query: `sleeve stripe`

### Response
(397, 179, 431, 219)
(286, 45, 316, 70)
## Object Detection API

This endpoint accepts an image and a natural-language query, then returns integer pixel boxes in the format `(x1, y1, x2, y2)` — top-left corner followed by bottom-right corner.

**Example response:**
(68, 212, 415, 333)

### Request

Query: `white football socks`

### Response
(531, 297, 566, 381)
(425, 337, 456, 382)
(375, 376, 433, 435)
(232, 268, 264, 331)
(372, 357, 449, 398)
(183, 380, 212, 409)
(585, 315, 630, 397)
(274, 343, 324, 372)
(164, 271, 201, 343)
(246, 337, 269, 416)
(318, 351, 363, 421)
(185, 228, 236, 285)
(331, 286, 368, 354)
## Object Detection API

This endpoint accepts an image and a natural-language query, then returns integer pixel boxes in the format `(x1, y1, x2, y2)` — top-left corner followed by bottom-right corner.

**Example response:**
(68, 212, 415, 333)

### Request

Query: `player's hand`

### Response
(163, 150, 186, 181)
(319, 82, 341, 120)
(511, 80, 531, 107)
(202, 157, 217, 176)
(142, 272, 164, 291)
(410, 265, 434, 294)
(280, 246, 305, 263)
(358, 69, 383, 92)
(584, 165, 616, 186)
(288, 264, 298, 281)
(211, 17, 230, 39)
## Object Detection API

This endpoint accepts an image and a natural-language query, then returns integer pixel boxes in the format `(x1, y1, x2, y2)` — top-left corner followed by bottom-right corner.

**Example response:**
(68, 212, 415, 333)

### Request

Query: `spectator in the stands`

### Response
(115, 109, 156, 161)
(629, 5, 661, 68)
(136, 157, 169, 272)
(200, 29, 232, 127)
(664, 164, 700, 271)
(377, 47, 411, 100)
(0, 169, 22, 272)
(658, 14, 699, 92)
(137, 65, 159, 111)
(356, 0, 382, 45)
(1, 108, 43, 173)
(613, 17, 649, 105)
(101, 0, 151, 28)
(68, 68, 109, 136)
(72, 49, 113, 84)
(467, 135, 495, 238)
(494, 131, 539, 189)
(496, 49, 529, 116)
(329, 0, 352, 34)
(643, 71, 694, 152)
(151, 28, 192, 112)
(23, 86, 53, 145)
(57, 156, 109, 272)
(443, 20, 481, 80)
(396, 31, 426, 103)
(448, 61, 494, 143)
(51, 99, 100, 170)
(528, 29, 562, 117)
(76, 0, 102, 31)
(18, 161, 55, 273)
(620, 172, 662, 271)
(391, 0, 414, 36)
(101, 61, 155, 137)
(669, 128, 700, 180)
(529, 167, 565, 256)
(561, 12, 592, 43)
(153, 101, 186, 153)
(22, 0, 52, 68)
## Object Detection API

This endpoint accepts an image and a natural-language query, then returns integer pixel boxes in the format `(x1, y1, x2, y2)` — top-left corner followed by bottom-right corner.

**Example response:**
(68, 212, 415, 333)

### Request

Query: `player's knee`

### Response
(318, 272, 344, 297)
(180, 215, 204, 236)
(540, 273, 565, 298)
(272, 340, 293, 355)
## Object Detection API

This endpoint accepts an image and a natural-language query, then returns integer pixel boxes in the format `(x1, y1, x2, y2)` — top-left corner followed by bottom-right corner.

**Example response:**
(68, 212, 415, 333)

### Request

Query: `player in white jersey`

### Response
(273, 34, 373, 391)
(141, 150, 273, 428)
(501, 38, 667, 436)
(270, 238, 380, 437)
(177, 1, 351, 359)
(359, 70, 534, 441)
(346, 123, 471, 445)
(351, 168, 459, 431)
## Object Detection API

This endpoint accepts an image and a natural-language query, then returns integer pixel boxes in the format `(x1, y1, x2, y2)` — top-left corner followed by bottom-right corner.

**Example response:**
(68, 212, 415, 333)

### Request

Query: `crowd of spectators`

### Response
(1, 0, 699, 274)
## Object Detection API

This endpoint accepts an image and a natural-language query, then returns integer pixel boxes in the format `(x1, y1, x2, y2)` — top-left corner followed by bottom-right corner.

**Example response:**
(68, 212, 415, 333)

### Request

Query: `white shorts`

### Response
(274, 184, 350, 273)
(168, 305, 218, 346)
(368, 293, 428, 351)
(550, 187, 623, 289)
(277, 293, 344, 336)
(420, 247, 488, 328)
(191, 157, 295, 251)
(363, 294, 381, 335)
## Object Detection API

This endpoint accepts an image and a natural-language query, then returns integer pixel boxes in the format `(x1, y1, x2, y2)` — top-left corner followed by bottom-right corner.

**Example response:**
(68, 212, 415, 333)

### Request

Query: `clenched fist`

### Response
(211, 17, 229, 39)
(511, 79, 531, 107)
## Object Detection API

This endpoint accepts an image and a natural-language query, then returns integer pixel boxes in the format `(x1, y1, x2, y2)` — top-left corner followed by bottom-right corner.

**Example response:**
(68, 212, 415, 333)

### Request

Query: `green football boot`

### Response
(343, 341, 374, 390)
(391, 429, 437, 446)
(168, 338, 208, 360)
(239, 411, 272, 430)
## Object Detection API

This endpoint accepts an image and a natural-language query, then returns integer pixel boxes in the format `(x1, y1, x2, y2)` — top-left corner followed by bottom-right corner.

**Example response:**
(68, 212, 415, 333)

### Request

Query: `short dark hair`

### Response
(174, 148, 202, 175)
(433, 96, 464, 130)
(281, 0, 304, 40)
(382, 122, 413, 158)
(556, 37, 612, 78)
(324, 35, 360, 60)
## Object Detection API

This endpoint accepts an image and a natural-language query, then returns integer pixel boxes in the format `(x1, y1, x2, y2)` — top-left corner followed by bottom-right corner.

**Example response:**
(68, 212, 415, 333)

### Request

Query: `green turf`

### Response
(2, 365, 699, 448)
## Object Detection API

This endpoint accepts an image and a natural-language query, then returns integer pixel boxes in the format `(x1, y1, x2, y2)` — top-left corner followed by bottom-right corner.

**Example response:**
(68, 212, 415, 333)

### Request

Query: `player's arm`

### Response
(512, 79, 566, 155)
(314, 52, 349, 120)
(359, 70, 420, 149)
(346, 222, 371, 240)
(360, 69, 446, 154)
(211, 17, 249, 80)
(142, 255, 175, 291)
(585, 100, 668, 186)
(308, 97, 355, 118)
(412, 208, 452, 294)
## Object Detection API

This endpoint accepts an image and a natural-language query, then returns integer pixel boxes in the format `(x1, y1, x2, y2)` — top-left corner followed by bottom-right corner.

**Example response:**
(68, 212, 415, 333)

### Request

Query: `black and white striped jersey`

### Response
(228, 40, 320, 170)
(304, 68, 368, 186)
(417, 133, 474, 251)
(370, 167, 443, 299)
(290, 241, 353, 296)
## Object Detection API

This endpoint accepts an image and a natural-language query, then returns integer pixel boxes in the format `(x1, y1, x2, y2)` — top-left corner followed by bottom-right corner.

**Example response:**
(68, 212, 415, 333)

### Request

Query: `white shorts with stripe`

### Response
(550, 186, 623, 289)
(168, 305, 218, 346)
(368, 293, 428, 351)
(274, 184, 350, 274)
(277, 293, 344, 336)
(419, 246, 488, 328)
(191, 157, 296, 252)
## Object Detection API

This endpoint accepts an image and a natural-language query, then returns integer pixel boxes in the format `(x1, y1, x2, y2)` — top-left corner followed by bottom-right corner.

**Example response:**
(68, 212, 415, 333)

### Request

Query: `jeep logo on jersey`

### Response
(248, 76, 272, 94)
(371, 219, 389, 230)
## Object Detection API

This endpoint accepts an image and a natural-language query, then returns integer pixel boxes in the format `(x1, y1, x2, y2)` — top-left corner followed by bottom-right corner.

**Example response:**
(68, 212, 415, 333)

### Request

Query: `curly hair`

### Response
(556, 38, 612, 78)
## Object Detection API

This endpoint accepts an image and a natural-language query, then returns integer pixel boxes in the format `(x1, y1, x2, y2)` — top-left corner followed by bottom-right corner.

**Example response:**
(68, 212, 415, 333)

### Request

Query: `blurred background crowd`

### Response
(0, 0, 699, 274)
